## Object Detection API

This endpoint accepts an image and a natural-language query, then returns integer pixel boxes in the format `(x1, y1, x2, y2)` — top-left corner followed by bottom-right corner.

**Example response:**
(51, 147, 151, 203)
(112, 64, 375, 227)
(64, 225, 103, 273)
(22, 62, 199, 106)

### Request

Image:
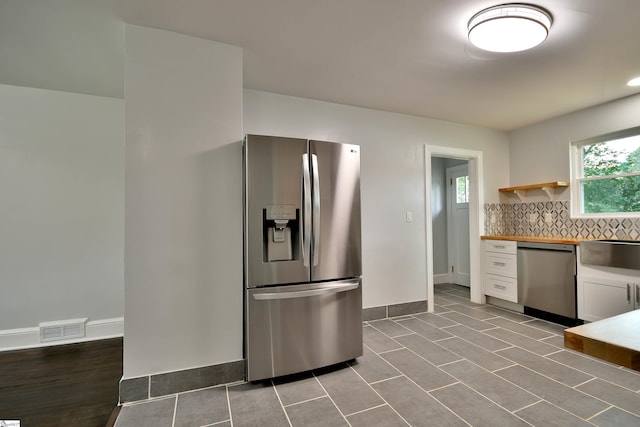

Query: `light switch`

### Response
(406, 211, 413, 222)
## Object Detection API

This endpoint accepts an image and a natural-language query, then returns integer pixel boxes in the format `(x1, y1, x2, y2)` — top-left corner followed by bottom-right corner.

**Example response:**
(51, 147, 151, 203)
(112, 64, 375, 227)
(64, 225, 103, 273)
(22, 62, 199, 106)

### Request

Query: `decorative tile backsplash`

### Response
(484, 201, 640, 240)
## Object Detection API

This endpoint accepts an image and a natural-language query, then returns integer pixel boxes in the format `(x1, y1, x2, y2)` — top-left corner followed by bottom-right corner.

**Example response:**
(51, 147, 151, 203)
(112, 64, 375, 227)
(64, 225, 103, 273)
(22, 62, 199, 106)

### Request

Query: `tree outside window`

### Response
(456, 175, 469, 204)
(575, 129, 640, 215)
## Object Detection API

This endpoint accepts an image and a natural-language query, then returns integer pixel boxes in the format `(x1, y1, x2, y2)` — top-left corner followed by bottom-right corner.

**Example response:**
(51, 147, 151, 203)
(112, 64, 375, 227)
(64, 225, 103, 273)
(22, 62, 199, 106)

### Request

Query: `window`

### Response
(456, 175, 469, 204)
(571, 126, 640, 217)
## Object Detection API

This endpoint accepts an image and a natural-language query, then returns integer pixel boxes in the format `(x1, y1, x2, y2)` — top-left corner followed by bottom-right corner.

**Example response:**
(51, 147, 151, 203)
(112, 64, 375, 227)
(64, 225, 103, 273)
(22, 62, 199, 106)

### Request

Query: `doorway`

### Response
(446, 163, 470, 287)
(425, 146, 484, 312)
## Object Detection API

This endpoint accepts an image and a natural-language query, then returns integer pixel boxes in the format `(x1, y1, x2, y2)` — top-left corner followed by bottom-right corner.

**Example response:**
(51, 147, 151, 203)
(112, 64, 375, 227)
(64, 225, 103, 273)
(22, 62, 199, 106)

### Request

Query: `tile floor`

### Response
(115, 284, 640, 427)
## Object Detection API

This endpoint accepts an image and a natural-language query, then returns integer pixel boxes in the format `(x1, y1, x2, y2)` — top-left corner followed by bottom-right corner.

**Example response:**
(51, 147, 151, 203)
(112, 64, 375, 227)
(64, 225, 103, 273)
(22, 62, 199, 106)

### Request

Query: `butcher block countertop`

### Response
(481, 235, 583, 245)
(565, 310, 640, 371)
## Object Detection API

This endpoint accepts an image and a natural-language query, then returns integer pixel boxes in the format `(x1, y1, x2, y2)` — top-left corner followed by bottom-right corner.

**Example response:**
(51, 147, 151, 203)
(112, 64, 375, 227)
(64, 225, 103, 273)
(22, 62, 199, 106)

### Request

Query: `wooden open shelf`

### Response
(499, 181, 569, 193)
(499, 181, 569, 202)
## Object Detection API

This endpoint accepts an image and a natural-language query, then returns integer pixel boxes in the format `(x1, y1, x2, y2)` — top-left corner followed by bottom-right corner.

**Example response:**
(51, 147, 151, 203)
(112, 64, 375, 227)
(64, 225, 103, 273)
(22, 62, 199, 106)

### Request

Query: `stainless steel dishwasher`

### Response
(517, 241, 578, 325)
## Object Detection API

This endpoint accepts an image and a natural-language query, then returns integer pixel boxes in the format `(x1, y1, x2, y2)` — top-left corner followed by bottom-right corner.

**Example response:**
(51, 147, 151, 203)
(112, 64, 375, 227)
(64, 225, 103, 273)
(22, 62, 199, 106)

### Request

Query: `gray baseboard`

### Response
(119, 376, 149, 403)
(120, 359, 245, 403)
(363, 299, 428, 321)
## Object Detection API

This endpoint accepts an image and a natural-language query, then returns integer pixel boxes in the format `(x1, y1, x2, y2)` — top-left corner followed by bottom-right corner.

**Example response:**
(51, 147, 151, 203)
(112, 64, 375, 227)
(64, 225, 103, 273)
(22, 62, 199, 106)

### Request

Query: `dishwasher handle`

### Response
(517, 242, 575, 252)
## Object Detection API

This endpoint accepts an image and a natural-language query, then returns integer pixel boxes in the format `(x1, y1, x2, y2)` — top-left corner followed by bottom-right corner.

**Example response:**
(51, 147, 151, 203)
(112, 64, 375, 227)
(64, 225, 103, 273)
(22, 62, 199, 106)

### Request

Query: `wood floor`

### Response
(0, 338, 122, 427)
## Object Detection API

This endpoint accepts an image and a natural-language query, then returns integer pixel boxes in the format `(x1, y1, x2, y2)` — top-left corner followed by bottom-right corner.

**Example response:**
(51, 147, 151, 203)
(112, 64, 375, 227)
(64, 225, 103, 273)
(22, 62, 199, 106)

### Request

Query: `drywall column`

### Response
(124, 25, 243, 378)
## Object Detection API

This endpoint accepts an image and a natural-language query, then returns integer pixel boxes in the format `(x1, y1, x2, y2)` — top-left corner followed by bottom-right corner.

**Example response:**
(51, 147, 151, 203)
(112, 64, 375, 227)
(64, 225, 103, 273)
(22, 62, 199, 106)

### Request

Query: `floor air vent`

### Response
(39, 318, 88, 342)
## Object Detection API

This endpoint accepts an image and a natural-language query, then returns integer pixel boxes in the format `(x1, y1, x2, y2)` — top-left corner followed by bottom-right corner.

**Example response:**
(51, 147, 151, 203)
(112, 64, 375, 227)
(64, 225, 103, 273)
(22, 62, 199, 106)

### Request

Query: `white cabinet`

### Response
(483, 240, 517, 303)
(577, 247, 640, 322)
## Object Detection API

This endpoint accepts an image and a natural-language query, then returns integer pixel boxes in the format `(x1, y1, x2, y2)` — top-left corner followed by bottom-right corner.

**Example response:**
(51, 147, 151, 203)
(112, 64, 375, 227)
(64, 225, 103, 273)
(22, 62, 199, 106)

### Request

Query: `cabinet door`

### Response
(578, 275, 634, 322)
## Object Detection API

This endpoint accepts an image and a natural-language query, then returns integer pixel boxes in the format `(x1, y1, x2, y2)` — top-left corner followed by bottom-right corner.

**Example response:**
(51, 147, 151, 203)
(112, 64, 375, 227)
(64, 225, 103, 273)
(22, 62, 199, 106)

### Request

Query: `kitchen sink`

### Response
(580, 239, 640, 269)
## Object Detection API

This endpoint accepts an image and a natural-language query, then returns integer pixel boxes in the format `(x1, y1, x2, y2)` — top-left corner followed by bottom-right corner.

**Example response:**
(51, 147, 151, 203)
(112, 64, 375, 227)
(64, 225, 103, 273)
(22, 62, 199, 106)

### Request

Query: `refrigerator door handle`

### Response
(302, 153, 312, 267)
(311, 153, 321, 266)
(252, 282, 359, 300)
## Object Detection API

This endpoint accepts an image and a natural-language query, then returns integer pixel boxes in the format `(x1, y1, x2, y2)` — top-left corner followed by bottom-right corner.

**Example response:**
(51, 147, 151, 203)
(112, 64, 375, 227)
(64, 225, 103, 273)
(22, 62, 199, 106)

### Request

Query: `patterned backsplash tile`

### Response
(484, 201, 640, 239)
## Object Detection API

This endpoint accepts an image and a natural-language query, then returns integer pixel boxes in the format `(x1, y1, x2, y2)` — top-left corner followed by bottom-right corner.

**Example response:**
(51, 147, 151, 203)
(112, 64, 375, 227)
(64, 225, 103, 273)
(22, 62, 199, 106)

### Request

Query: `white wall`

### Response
(0, 84, 124, 341)
(509, 93, 640, 197)
(124, 26, 243, 378)
(244, 90, 509, 308)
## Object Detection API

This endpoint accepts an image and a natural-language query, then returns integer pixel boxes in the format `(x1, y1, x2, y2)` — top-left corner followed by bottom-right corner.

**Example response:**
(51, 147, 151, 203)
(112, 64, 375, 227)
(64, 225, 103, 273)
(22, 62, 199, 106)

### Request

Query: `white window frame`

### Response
(570, 126, 640, 218)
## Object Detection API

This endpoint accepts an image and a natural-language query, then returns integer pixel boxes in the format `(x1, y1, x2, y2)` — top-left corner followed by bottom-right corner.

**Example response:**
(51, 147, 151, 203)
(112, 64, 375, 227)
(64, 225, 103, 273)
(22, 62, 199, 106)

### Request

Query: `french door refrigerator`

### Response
(243, 134, 362, 381)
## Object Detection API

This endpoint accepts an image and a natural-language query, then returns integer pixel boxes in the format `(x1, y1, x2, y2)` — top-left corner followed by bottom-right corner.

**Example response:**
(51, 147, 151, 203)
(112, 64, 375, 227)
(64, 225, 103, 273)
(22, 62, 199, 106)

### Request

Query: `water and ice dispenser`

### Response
(263, 204, 299, 262)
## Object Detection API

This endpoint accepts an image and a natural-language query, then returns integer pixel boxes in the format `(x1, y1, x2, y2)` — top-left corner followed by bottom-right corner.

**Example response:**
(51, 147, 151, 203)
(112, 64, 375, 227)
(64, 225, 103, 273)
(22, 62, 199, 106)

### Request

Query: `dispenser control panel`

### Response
(265, 204, 297, 220)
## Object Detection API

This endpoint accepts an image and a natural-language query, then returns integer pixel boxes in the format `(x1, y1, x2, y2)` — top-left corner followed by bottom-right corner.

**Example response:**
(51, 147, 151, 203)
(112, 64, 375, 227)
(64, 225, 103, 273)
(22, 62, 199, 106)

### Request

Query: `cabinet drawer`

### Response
(485, 252, 517, 277)
(484, 240, 516, 255)
(484, 274, 517, 302)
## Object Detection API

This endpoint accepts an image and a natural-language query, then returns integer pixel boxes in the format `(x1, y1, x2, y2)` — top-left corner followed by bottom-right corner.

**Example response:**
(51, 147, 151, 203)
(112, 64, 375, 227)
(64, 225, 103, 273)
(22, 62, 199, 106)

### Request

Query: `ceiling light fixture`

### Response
(468, 3, 552, 53)
(627, 77, 640, 87)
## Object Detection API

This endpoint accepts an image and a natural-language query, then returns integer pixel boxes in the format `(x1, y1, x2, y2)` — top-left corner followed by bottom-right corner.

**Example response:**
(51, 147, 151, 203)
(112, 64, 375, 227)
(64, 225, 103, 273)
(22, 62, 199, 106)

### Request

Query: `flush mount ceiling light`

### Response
(468, 3, 552, 53)
(627, 77, 640, 87)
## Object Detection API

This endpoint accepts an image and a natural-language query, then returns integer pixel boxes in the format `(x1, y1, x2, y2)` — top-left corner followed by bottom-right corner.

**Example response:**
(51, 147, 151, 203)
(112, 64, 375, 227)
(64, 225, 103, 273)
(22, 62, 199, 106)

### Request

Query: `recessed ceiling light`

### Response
(627, 77, 640, 87)
(468, 4, 552, 53)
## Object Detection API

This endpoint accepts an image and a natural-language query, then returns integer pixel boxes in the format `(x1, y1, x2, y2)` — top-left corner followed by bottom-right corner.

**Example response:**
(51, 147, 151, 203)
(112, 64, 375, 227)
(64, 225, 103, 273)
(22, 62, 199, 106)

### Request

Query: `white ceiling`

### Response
(2, 0, 640, 131)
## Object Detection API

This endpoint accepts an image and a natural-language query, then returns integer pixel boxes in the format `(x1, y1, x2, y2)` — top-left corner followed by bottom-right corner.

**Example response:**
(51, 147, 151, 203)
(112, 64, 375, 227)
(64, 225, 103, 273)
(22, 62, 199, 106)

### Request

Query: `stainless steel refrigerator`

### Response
(243, 134, 362, 381)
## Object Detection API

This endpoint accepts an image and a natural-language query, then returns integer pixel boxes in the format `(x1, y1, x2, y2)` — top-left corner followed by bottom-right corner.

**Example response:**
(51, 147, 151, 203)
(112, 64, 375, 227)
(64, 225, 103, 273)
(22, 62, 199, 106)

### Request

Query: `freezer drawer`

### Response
(245, 279, 363, 381)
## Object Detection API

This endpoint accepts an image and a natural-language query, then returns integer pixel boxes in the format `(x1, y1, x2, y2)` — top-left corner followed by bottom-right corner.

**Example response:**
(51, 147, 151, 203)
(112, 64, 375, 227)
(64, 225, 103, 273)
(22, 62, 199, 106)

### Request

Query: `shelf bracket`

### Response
(541, 186, 554, 201)
(513, 189, 526, 202)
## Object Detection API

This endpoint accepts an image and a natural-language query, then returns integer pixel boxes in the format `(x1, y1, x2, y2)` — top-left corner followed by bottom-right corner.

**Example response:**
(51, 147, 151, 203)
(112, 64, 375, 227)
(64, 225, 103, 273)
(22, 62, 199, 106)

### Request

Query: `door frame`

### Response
(425, 146, 484, 312)
(446, 163, 470, 287)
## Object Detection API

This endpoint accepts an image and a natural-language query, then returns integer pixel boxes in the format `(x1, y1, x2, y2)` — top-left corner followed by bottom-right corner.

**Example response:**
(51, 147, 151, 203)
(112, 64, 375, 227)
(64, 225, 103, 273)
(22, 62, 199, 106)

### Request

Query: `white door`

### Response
(446, 164, 470, 287)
